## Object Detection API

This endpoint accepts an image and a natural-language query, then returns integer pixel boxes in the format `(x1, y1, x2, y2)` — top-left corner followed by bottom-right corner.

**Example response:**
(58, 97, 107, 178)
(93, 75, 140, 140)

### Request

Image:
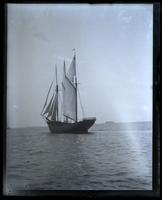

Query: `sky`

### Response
(7, 4, 153, 128)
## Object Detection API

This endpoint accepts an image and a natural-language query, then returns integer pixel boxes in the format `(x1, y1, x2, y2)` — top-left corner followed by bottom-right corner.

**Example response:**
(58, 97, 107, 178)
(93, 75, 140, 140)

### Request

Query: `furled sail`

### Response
(62, 55, 77, 121)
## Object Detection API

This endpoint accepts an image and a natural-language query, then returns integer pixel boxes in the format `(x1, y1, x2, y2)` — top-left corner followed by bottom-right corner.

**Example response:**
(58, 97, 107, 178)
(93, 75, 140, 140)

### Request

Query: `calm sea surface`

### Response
(5, 127, 152, 192)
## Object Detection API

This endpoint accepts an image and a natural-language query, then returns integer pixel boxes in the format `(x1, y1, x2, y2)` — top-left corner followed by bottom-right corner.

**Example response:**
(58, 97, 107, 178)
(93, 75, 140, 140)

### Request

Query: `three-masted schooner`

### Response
(41, 51, 96, 133)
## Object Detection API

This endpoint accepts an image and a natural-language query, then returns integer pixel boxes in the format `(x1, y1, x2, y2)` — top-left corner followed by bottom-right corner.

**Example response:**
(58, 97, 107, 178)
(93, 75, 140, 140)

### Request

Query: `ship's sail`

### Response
(42, 92, 58, 121)
(42, 54, 78, 122)
(41, 81, 53, 115)
(62, 55, 77, 122)
(51, 93, 58, 121)
(43, 93, 55, 116)
(42, 64, 59, 121)
(47, 93, 58, 120)
(67, 55, 76, 84)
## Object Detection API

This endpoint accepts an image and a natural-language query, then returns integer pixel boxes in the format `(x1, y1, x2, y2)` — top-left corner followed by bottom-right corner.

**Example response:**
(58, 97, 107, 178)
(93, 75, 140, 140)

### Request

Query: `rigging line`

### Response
(65, 74, 76, 89)
(63, 114, 76, 122)
(78, 86, 85, 118)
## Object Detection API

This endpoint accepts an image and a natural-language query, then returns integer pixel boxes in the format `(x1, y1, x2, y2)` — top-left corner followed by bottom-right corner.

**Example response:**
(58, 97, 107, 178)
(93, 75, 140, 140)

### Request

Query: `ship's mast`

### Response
(73, 49, 78, 122)
(55, 65, 59, 121)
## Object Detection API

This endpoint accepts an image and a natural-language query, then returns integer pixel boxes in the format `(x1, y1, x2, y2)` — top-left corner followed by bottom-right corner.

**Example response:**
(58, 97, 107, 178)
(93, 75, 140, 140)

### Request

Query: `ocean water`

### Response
(5, 127, 152, 192)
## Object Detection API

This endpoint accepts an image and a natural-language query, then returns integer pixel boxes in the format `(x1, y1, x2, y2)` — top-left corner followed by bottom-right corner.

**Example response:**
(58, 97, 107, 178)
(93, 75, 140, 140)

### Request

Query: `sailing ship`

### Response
(41, 51, 96, 133)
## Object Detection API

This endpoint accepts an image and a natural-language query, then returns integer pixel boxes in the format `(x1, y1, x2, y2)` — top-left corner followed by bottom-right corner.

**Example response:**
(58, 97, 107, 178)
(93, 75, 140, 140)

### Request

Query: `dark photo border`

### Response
(1, 1, 160, 198)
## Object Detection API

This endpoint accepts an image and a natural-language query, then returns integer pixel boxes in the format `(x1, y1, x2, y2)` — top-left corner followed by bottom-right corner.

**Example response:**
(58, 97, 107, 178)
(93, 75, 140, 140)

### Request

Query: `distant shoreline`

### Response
(91, 121, 152, 131)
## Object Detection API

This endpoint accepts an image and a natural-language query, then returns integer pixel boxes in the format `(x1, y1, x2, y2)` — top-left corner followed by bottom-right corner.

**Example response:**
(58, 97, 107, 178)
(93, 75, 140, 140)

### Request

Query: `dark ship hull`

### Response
(47, 117, 96, 133)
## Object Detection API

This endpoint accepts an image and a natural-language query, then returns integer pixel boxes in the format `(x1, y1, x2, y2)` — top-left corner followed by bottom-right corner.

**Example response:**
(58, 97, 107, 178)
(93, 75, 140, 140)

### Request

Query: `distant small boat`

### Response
(41, 51, 96, 133)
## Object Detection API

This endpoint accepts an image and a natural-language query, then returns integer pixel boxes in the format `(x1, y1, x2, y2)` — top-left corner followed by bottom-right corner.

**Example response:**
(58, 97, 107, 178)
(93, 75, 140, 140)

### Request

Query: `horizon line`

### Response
(7, 120, 152, 129)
